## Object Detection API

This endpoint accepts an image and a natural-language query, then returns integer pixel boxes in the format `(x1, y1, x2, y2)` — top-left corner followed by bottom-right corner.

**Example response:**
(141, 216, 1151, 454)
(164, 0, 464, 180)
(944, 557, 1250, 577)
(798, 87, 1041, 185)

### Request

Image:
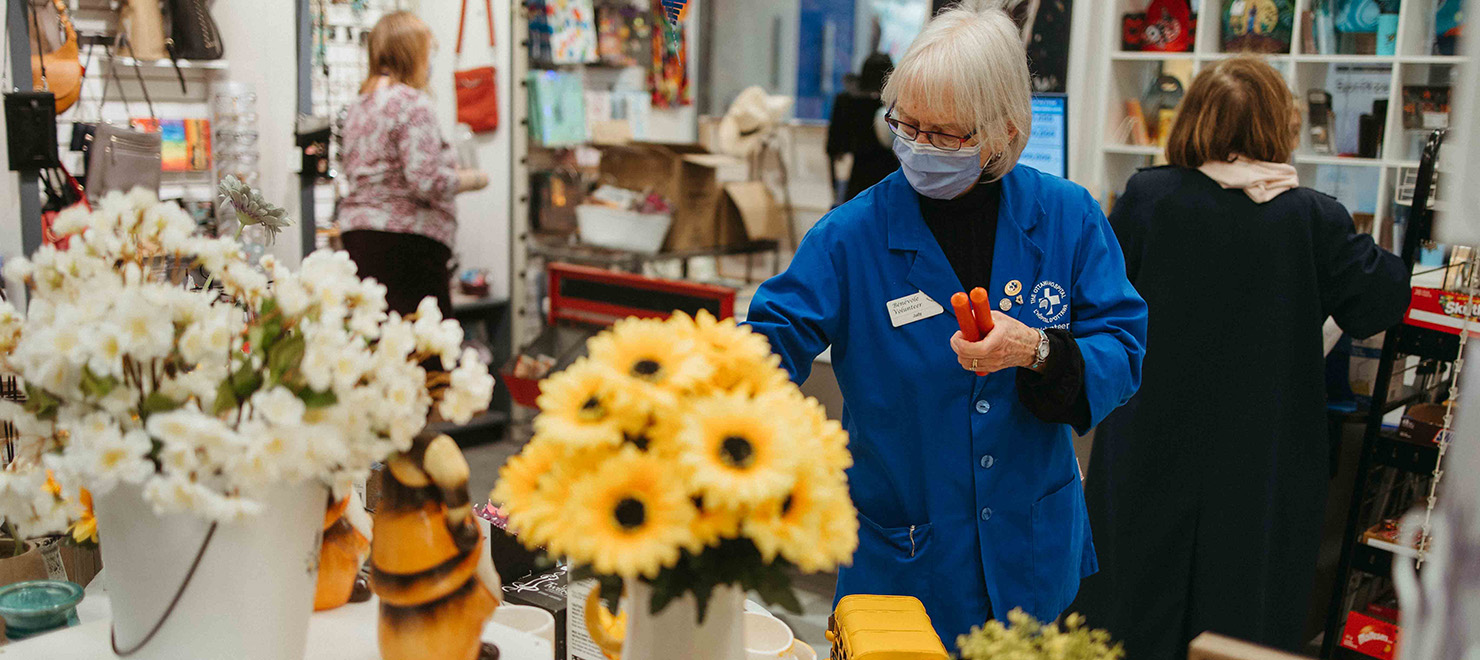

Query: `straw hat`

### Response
(716, 86, 793, 157)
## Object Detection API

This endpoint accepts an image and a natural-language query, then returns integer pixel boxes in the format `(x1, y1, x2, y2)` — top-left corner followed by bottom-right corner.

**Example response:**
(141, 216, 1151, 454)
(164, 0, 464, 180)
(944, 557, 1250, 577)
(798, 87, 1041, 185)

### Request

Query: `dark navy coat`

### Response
(1078, 166, 1410, 659)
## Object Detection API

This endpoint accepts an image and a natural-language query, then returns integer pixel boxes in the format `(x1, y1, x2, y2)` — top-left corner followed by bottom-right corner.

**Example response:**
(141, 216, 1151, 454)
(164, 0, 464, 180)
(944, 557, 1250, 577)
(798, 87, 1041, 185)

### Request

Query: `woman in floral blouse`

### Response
(339, 12, 489, 317)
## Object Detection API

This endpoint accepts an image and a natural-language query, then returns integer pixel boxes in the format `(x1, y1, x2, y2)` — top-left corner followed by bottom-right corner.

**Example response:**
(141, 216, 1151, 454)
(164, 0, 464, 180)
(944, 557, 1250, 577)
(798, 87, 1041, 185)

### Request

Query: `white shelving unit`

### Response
(100, 56, 231, 70)
(1090, 0, 1468, 237)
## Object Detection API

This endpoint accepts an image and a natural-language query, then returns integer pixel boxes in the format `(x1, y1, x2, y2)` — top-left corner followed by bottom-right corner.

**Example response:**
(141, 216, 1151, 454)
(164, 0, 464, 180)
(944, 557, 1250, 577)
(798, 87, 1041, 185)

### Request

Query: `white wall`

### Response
(707, 0, 799, 112)
(1064, 0, 1098, 192)
(422, 0, 513, 298)
(212, 0, 303, 264)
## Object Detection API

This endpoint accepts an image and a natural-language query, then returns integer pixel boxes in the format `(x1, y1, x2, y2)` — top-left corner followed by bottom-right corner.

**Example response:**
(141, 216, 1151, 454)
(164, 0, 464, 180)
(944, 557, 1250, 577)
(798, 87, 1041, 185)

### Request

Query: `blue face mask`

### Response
(892, 136, 986, 200)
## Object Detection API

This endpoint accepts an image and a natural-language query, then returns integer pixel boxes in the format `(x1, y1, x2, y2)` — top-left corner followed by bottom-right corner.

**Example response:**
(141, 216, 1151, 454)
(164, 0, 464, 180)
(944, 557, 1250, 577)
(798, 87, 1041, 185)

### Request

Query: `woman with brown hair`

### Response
(1075, 56, 1409, 659)
(338, 12, 489, 317)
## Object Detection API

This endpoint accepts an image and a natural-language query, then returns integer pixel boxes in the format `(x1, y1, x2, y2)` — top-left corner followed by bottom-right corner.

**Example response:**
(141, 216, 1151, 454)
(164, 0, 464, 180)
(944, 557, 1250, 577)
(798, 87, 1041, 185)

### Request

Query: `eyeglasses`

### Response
(885, 107, 975, 151)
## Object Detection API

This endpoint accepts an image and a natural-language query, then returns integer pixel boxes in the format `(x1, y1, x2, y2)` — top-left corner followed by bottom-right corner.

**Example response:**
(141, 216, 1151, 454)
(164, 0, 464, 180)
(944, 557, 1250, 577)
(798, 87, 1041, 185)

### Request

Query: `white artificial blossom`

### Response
(0, 190, 494, 537)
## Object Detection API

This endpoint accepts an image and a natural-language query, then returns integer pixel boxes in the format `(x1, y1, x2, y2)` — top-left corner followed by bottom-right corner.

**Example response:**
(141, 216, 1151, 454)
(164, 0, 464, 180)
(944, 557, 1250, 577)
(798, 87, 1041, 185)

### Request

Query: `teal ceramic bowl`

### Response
(0, 580, 84, 639)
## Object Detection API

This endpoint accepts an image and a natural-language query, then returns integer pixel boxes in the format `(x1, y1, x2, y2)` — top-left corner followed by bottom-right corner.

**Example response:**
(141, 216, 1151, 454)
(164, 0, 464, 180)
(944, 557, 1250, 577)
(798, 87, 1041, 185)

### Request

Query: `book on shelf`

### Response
(130, 118, 212, 172)
(1124, 100, 1152, 146)
(527, 71, 589, 147)
(185, 119, 212, 171)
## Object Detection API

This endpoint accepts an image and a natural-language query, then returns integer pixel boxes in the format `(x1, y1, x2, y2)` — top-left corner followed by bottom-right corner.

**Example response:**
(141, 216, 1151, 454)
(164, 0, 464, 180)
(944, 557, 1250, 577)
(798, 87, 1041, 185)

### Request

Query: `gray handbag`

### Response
(85, 49, 161, 204)
(87, 124, 161, 204)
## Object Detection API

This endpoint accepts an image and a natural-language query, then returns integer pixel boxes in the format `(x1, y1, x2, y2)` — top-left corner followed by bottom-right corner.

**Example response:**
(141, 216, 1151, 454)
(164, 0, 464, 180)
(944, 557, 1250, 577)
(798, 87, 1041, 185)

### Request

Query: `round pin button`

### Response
(999, 298, 1012, 312)
(1005, 279, 1022, 296)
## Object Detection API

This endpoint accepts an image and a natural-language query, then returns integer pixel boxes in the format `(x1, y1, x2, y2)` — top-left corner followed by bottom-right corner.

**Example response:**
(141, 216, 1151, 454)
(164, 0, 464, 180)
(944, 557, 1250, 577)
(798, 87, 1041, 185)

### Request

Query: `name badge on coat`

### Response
(886, 291, 944, 328)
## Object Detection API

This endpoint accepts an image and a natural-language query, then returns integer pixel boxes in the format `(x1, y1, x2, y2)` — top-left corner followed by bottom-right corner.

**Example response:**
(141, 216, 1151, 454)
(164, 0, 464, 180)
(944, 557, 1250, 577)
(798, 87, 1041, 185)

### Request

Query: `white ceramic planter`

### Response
(620, 579, 746, 660)
(93, 481, 327, 660)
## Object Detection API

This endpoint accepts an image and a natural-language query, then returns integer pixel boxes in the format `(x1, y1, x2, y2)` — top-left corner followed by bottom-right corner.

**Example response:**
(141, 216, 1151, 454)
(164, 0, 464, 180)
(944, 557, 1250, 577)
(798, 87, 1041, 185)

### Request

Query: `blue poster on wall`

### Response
(795, 0, 858, 120)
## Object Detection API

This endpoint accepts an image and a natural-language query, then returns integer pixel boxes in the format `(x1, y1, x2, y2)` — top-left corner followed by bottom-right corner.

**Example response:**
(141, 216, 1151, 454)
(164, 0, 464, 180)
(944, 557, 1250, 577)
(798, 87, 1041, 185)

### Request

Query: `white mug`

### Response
(745, 611, 804, 660)
(492, 604, 557, 649)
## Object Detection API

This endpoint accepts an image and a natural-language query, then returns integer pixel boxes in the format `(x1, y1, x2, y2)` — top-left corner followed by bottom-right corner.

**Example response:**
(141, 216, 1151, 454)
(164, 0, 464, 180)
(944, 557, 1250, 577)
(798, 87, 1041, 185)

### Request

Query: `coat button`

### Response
(974, 400, 991, 414)
(980, 507, 993, 521)
(979, 455, 995, 469)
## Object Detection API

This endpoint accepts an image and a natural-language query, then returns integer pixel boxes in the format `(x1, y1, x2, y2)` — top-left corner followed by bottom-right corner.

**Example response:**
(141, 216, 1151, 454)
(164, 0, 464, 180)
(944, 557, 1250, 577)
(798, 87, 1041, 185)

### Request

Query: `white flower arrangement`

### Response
(0, 189, 494, 537)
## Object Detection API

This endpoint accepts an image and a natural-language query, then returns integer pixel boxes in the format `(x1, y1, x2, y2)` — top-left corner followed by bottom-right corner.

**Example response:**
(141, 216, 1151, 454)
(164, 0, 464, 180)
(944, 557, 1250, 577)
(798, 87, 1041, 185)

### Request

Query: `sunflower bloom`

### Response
(587, 317, 712, 393)
(745, 473, 858, 572)
(562, 450, 697, 578)
(687, 494, 743, 551)
(677, 392, 798, 509)
(687, 310, 784, 394)
(534, 360, 646, 448)
(761, 389, 853, 472)
(494, 439, 609, 548)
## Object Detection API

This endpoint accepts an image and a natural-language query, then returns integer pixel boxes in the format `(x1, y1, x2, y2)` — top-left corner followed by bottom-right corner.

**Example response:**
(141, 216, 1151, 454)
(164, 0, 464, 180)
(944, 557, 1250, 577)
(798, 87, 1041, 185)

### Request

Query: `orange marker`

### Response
(954, 292, 988, 376)
(951, 292, 981, 342)
(970, 288, 995, 336)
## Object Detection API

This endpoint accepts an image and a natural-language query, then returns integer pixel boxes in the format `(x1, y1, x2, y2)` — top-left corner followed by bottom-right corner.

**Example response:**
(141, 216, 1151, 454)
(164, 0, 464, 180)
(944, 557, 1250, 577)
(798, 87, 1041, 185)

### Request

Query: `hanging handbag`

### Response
(5, 91, 60, 171)
(455, 0, 499, 133)
(85, 54, 161, 203)
(68, 45, 98, 156)
(40, 165, 89, 249)
(88, 124, 162, 203)
(167, 0, 224, 60)
(28, 0, 82, 113)
(121, 0, 168, 61)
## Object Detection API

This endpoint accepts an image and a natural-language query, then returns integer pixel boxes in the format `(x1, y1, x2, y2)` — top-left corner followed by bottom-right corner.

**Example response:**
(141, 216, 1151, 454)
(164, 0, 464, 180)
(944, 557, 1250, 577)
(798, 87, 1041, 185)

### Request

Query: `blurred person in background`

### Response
(1076, 56, 1411, 660)
(827, 52, 898, 204)
(338, 11, 489, 317)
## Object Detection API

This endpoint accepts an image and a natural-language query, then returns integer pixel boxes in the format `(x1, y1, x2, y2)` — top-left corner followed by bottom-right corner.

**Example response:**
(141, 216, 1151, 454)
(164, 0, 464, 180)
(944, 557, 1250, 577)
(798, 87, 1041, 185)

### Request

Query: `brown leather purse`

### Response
(30, 0, 82, 114)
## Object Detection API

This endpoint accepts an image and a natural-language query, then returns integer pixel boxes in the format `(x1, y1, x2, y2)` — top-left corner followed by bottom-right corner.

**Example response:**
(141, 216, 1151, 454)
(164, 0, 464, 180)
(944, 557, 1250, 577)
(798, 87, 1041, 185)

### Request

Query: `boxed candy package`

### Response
(502, 564, 611, 660)
(1342, 611, 1400, 660)
(476, 502, 545, 585)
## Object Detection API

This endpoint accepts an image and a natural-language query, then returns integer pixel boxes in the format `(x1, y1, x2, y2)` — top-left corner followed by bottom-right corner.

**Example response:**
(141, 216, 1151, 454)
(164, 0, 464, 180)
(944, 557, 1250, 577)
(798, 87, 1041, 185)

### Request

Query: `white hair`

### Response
(881, 0, 1032, 181)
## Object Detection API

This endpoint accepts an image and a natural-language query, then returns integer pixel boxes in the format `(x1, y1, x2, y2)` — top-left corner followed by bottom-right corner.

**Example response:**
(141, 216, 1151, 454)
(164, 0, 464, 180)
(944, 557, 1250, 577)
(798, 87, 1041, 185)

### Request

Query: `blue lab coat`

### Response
(746, 166, 1148, 645)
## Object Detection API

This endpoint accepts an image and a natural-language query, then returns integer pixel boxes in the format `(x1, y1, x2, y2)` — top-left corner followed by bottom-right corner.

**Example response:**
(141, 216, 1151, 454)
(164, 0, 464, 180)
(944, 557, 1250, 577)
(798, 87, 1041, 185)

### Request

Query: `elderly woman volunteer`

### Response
(745, 1, 1147, 644)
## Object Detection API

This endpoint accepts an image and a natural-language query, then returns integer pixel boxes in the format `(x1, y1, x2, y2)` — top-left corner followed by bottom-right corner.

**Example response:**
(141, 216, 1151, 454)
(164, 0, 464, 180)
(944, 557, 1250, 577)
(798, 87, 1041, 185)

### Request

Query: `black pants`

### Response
(341, 229, 452, 318)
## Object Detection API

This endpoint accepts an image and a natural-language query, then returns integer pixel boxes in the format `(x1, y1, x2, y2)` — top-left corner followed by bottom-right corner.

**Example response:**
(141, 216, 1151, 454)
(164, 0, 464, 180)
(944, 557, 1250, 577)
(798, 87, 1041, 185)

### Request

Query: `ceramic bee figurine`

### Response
(371, 434, 501, 660)
(314, 490, 373, 611)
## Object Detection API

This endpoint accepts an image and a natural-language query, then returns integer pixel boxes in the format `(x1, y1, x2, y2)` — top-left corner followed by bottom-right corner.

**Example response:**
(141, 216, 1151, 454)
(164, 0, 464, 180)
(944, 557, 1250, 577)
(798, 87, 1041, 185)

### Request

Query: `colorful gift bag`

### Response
(1222, 0, 1294, 53)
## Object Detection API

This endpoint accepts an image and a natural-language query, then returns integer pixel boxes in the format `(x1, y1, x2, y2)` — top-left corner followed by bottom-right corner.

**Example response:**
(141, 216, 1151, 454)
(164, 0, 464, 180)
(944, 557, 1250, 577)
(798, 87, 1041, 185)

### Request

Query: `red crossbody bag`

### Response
(455, 0, 499, 133)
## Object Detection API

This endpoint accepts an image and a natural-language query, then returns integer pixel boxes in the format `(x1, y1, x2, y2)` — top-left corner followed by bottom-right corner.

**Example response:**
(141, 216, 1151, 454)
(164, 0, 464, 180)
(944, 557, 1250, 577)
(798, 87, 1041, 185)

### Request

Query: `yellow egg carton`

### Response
(825, 595, 950, 660)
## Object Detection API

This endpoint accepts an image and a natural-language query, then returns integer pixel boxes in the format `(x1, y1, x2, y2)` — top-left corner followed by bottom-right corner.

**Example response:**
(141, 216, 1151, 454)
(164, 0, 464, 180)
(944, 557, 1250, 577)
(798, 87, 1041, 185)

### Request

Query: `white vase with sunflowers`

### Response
(495, 312, 858, 660)
(0, 187, 494, 659)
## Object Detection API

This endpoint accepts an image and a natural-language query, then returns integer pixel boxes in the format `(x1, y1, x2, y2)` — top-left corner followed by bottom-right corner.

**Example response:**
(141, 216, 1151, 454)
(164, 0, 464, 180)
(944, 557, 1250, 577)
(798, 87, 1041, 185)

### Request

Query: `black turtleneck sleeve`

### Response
(917, 181, 1091, 429)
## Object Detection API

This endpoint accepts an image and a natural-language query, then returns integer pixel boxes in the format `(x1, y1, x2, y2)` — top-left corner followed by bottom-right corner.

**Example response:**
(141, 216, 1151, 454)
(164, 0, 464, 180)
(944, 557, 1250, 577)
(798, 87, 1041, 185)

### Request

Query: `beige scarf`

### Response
(1198, 156, 1300, 203)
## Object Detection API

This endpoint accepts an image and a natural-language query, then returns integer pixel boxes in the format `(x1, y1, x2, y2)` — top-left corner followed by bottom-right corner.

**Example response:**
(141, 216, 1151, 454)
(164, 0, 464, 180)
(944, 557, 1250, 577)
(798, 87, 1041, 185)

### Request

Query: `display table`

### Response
(5, 594, 554, 659)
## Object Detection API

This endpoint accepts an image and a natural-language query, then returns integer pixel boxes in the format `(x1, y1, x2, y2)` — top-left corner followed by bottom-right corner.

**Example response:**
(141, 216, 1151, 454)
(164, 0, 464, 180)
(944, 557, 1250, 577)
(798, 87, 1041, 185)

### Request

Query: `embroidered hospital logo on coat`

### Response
(1030, 281, 1069, 324)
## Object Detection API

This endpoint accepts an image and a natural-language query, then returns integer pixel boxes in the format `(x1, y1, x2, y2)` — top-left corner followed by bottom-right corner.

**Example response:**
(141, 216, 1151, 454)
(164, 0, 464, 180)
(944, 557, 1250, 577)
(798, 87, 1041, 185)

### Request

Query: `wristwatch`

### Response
(1029, 328, 1050, 370)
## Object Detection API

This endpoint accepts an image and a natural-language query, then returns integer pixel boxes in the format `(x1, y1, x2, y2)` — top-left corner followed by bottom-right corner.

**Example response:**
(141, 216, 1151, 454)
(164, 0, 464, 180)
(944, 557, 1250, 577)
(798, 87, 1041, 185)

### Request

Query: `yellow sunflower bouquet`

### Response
(493, 311, 857, 618)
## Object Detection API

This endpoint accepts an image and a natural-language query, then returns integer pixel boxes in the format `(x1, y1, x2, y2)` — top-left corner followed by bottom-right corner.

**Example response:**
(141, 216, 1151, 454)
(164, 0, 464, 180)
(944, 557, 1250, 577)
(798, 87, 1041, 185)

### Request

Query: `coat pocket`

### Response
(839, 512, 935, 605)
(1030, 476, 1088, 618)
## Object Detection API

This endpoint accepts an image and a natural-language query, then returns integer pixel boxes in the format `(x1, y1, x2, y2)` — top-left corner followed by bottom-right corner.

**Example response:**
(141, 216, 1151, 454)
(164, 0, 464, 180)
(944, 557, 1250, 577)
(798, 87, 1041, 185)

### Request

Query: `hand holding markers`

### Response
(952, 288, 996, 375)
